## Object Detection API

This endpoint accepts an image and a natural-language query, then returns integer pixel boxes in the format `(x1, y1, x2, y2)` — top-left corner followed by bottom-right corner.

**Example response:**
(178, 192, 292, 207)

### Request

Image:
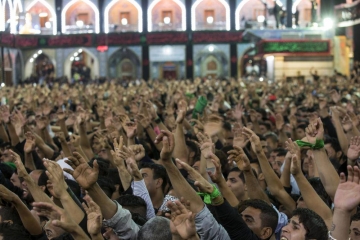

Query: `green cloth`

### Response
(295, 139, 325, 150)
(197, 184, 221, 204)
(4, 162, 16, 171)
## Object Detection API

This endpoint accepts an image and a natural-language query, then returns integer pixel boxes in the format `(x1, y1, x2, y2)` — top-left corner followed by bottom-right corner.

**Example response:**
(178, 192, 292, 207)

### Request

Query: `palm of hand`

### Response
(334, 182, 360, 211)
(290, 159, 301, 175)
(72, 164, 98, 189)
(172, 214, 196, 239)
(201, 142, 213, 158)
(347, 145, 360, 160)
(24, 140, 35, 153)
(343, 121, 353, 132)
(87, 212, 102, 235)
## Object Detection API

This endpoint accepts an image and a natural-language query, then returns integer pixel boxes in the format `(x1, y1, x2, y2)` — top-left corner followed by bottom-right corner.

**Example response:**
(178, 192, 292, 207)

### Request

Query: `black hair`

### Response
(97, 177, 116, 198)
(276, 149, 288, 157)
(108, 168, 125, 194)
(264, 133, 279, 143)
(297, 124, 307, 131)
(222, 122, 232, 131)
(324, 136, 342, 153)
(238, 199, 278, 238)
(308, 178, 332, 208)
(229, 167, 258, 183)
(89, 158, 110, 177)
(37, 171, 51, 196)
(65, 179, 81, 201)
(351, 211, 360, 223)
(185, 140, 201, 164)
(0, 163, 14, 179)
(139, 162, 168, 193)
(116, 194, 147, 225)
(291, 208, 328, 240)
(259, 121, 271, 131)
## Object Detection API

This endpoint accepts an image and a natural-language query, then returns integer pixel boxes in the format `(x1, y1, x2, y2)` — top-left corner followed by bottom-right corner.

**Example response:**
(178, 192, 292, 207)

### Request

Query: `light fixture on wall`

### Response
(45, 22, 51, 28)
(33, 53, 38, 58)
(39, 12, 48, 17)
(75, 57, 80, 61)
(29, 58, 34, 63)
(70, 57, 74, 61)
(121, 18, 128, 25)
(74, 52, 79, 57)
(38, 50, 42, 54)
(163, 17, 171, 24)
(257, 15, 265, 23)
(78, 49, 83, 53)
(206, 16, 214, 24)
(76, 20, 84, 27)
(208, 45, 214, 52)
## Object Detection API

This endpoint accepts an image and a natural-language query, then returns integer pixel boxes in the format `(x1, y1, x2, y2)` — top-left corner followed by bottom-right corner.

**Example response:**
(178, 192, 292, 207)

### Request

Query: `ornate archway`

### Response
(108, 47, 141, 79)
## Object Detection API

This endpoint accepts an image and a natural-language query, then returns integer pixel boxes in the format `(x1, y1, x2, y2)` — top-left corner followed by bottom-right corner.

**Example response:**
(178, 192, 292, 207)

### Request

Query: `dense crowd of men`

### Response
(0, 64, 360, 240)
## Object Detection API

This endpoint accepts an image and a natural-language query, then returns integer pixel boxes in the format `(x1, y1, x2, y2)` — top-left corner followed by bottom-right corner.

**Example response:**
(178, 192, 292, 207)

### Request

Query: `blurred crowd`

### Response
(0, 65, 360, 240)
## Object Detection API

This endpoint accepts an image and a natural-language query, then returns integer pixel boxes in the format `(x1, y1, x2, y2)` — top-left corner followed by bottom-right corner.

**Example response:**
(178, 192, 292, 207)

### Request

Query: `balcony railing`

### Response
(63, 25, 95, 34)
(151, 22, 183, 32)
(194, 21, 227, 31)
(108, 24, 139, 33)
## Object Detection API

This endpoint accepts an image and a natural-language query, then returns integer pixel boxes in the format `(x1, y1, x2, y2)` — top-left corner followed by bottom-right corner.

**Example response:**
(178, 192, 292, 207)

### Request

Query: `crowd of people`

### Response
(0, 66, 360, 240)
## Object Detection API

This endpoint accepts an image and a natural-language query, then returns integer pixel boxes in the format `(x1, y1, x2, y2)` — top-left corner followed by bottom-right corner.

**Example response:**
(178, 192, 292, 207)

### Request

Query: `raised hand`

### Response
(347, 136, 360, 161)
(128, 145, 145, 162)
(43, 159, 68, 199)
(242, 127, 262, 154)
(285, 138, 300, 158)
(32, 202, 80, 234)
(196, 132, 214, 159)
(334, 166, 360, 212)
(118, 146, 142, 181)
(176, 159, 213, 194)
(155, 130, 175, 162)
(290, 152, 302, 176)
(189, 119, 204, 134)
(0, 184, 17, 203)
(136, 114, 151, 129)
(166, 200, 198, 240)
(304, 118, 324, 143)
(11, 150, 27, 178)
(330, 89, 341, 104)
(204, 114, 223, 137)
(232, 103, 243, 121)
(123, 121, 138, 139)
(207, 153, 224, 184)
(233, 123, 248, 148)
(227, 146, 251, 171)
(24, 132, 36, 154)
(64, 152, 99, 190)
(82, 194, 102, 237)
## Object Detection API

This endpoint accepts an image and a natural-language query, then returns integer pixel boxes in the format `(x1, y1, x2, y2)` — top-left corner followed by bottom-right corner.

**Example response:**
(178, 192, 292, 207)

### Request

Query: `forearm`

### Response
(60, 193, 85, 224)
(280, 159, 291, 188)
(69, 226, 91, 240)
(117, 167, 132, 192)
(217, 178, 239, 207)
(278, 129, 287, 147)
(199, 154, 208, 180)
(0, 123, 9, 142)
(42, 128, 58, 152)
(87, 183, 117, 220)
(145, 126, 162, 151)
(244, 170, 270, 204)
(163, 161, 204, 213)
(24, 175, 53, 203)
(173, 123, 189, 163)
(294, 173, 332, 228)
(32, 131, 54, 159)
(13, 197, 42, 235)
(90, 233, 103, 240)
(7, 123, 20, 146)
(127, 137, 135, 147)
(333, 119, 349, 154)
(60, 139, 72, 158)
(58, 119, 69, 139)
(24, 152, 36, 171)
(331, 208, 352, 239)
(74, 146, 89, 162)
(79, 123, 92, 151)
(313, 149, 339, 201)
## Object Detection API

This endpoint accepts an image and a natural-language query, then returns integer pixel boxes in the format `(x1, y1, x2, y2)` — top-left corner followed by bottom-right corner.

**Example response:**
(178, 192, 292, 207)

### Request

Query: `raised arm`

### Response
(331, 165, 360, 239)
(228, 146, 270, 204)
(173, 101, 190, 164)
(287, 139, 333, 229)
(242, 128, 296, 213)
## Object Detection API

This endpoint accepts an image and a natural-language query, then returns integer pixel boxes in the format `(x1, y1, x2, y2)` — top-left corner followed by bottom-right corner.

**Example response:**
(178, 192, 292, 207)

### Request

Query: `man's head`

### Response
(226, 167, 247, 200)
(264, 133, 279, 151)
(139, 163, 168, 197)
(238, 199, 278, 240)
(272, 149, 287, 177)
(137, 216, 172, 240)
(296, 124, 307, 140)
(281, 208, 327, 240)
(324, 136, 343, 162)
(222, 122, 234, 147)
(259, 122, 271, 136)
(350, 211, 360, 240)
(116, 194, 147, 222)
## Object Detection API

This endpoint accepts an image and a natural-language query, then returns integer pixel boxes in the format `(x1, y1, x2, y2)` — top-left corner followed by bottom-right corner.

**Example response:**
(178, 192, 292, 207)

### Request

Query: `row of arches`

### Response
(0, 0, 320, 34)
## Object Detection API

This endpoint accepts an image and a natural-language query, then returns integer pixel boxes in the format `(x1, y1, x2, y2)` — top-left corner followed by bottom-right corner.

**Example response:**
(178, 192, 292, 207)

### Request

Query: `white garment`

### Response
(56, 158, 75, 182)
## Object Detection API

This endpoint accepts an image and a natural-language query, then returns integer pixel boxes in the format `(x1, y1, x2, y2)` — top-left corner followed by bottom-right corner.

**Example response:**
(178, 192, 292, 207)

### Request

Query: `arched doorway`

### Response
(148, 0, 186, 32)
(108, 47, 141, 80)
(13, 0, 23, 33)
(194, 45, 229, 78)
(191, 0, 230, 31)
(64, 48, 99, 82)
(62, 0, 100, 34)
(23, 0, 57, 35)
(104, 0, 142, 33)
(24, 51, 55, 84)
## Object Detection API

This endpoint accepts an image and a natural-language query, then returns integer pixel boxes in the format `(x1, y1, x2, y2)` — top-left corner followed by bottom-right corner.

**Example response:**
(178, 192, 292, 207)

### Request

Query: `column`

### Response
(98, 0, 105, 33)
(55, 0, 62, 34)
(142, 0, 149, 80)
(354, 24, 360, 62)
(286, 0, 292, 28)
(186, 0, 193, 79)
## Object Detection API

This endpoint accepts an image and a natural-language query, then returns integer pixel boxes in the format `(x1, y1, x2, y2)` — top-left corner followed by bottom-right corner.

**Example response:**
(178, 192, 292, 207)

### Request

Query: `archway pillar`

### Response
(99, 51, 107, 77)
(55, 0, 62, 34)
(230, 43, 237, 78)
